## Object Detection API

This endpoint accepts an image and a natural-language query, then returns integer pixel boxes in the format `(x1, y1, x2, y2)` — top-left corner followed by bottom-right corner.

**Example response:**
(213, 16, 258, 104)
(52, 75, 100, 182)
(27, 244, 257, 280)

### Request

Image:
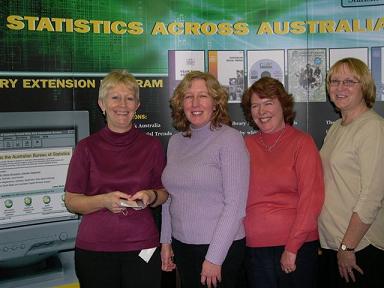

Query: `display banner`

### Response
(1, 0, 384, 147)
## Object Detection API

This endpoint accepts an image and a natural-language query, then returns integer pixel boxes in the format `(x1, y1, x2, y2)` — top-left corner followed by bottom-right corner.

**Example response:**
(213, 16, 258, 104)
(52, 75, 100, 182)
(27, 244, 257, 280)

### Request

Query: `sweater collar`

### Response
(258, 125, 292, 145)
(100, 125, 139, 146)
(190, 122, 215, 139)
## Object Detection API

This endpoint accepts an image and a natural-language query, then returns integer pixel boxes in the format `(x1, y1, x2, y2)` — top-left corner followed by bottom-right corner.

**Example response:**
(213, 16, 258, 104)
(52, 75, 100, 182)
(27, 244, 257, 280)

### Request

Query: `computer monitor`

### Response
(0, 111, 89, 271)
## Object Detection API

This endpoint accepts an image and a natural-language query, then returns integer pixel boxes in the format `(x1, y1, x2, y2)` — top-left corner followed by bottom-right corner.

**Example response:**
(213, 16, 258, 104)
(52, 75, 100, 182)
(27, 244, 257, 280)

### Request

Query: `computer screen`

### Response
(0, 111, 89, 268)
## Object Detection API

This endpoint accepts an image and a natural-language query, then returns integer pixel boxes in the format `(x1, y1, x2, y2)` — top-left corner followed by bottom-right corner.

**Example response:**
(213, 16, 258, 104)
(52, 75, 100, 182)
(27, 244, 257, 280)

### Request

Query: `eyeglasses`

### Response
(329, 79, 360, 87)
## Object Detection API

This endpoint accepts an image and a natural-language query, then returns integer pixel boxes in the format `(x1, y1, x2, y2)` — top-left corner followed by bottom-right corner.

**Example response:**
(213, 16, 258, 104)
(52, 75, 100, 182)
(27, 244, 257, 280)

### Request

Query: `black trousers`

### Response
(245, 240, 319, 288)
(318, 245, 384, 288)
(74, 247, 161, 288)
(172, 238, 246, 288)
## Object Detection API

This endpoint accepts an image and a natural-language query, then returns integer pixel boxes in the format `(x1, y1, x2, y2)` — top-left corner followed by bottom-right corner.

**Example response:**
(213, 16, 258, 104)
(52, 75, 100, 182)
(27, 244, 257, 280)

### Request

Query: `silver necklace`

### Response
(258, 127, 286, 152)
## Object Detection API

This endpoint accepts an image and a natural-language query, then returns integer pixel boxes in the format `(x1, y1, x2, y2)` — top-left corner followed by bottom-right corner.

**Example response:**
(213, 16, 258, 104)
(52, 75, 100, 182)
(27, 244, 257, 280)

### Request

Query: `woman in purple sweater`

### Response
(64, 70, 168, 288)
(160, 71, 250, 288)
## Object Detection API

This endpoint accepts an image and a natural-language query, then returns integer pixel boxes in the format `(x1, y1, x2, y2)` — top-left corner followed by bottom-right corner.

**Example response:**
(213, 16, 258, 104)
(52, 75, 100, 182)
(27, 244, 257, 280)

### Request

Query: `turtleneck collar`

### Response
(190, 122, 216, 139)
(100, 125, 139, 147)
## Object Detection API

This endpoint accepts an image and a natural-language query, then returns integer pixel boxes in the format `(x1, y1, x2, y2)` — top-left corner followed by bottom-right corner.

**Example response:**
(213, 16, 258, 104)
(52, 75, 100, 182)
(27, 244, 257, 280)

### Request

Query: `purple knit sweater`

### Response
(65, 126, 165, 252)
(160, 122, 249, 265)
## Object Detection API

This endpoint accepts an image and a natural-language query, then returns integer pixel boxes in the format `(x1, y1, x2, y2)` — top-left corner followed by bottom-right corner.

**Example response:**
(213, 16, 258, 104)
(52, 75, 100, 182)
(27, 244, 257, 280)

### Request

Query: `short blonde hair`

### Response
(99, 70, 139, 102)
(327, 58, 376, 108)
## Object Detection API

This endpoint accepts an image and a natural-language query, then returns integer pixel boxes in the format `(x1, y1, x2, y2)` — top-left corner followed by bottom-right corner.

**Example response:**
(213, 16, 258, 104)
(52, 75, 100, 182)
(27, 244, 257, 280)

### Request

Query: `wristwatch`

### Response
(339, 243, 355, 252)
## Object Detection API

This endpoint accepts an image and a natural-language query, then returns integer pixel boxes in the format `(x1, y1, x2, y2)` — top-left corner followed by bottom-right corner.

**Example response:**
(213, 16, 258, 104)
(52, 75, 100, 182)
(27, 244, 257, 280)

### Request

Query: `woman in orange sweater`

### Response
(242, 77, 324, 288)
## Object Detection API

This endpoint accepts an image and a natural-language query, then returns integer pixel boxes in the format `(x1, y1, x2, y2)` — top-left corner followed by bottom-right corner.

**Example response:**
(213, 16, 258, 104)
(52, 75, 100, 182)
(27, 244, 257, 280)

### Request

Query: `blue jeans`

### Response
(245, 241, 319, 288)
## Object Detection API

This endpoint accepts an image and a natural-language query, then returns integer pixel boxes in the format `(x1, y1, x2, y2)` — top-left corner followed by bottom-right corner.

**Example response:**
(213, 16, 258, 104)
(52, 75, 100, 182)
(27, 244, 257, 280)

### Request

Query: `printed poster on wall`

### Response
(1, 0, 384, 147)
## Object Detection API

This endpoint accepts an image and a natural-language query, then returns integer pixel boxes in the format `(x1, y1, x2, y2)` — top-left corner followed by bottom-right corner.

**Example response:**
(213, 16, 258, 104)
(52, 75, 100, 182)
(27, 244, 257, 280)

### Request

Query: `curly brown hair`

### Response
(170, 71, 231, 137)
(241, 77, 295, 129)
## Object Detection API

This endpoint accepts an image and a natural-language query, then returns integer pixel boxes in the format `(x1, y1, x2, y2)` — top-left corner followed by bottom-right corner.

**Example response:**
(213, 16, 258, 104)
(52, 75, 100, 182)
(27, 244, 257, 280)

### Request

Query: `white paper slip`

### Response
(139, 247, 156, 263)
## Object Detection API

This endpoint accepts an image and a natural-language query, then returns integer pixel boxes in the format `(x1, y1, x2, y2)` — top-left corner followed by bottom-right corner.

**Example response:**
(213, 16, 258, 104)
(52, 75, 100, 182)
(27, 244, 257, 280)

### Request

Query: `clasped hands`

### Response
(104, 190, 155, 214)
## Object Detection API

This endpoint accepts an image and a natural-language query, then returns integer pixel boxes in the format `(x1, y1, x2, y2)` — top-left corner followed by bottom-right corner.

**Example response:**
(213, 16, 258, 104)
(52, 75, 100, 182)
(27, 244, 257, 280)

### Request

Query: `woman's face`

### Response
(250, 93, 285, 134)
(329, 64, 366, 113)
(98, 83, 140, 133)
(183, 79, 215, 128)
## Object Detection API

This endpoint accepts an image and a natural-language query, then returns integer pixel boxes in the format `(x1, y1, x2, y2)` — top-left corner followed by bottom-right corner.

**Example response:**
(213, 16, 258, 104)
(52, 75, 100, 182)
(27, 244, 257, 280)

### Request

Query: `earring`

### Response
(102, 110, 106, 116)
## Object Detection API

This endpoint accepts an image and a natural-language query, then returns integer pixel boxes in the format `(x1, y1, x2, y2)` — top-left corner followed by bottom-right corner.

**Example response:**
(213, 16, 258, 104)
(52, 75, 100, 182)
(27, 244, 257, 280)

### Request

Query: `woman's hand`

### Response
(337, 250, 363, 283)
(201, 260, 221, 288)
(161, 243, 176, 272)
(103, 191, 130, 213)
(337, 212, 369, 282)
(280, 250, 297, 273)
(64, 191, 129, 215)
(130, 189, 156, 206)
